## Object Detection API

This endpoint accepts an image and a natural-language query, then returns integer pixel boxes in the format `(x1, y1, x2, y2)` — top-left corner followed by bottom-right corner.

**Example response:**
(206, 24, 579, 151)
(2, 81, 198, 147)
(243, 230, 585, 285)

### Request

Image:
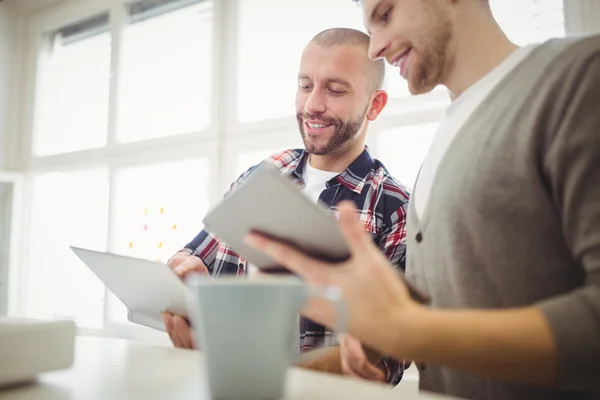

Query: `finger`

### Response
(345, 352, 385, 381)
(173, 315, 194, 349)
(341, 353, 362, 378)
(162, 312, 179, 347)
(344, 337, 385, 381)
(167, 252, 190, 268)
(340, 336, 366, 376)
(244, 233, 332, 284)
(336, 201, 374, 256)
(359, 361, 386, 381)
(174, 257, 209, 279)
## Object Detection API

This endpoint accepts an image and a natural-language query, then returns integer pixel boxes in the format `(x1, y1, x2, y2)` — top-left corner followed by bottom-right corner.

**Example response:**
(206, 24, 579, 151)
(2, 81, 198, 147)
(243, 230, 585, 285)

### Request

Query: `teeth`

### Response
(392, 55, 407, 67)
(391, 50, 410, 67)
(307, 122, 328, 129)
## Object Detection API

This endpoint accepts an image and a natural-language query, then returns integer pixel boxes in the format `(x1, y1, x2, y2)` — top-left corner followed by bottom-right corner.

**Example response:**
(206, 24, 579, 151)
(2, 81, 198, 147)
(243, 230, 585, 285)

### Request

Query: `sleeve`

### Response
(536, 53, 600, 390)
(374, 195, 410, 384)
(378, 357, 406, 385)
(174, 165, 259, 274)
(377, 200, 409, 270)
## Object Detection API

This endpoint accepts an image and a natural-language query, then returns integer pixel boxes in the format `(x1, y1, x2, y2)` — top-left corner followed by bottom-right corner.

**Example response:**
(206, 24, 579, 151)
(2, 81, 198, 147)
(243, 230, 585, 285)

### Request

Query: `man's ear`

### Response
(366, 90, 388, 121)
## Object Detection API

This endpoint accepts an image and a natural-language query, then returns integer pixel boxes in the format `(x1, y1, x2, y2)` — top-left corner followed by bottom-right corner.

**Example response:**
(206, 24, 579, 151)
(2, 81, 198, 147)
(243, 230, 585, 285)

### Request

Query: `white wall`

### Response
(0, 2, 16, 171)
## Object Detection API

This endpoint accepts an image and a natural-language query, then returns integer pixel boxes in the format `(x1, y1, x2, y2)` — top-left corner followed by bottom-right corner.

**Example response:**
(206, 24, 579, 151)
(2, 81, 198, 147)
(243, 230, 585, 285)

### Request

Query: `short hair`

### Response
(310, 27, 385, 93)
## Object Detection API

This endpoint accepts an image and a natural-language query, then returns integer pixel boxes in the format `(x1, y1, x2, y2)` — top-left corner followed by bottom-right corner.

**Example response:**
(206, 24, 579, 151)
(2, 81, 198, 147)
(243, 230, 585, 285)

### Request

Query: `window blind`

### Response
(127, 0, 208, 24)
(53, 13, 109, 46)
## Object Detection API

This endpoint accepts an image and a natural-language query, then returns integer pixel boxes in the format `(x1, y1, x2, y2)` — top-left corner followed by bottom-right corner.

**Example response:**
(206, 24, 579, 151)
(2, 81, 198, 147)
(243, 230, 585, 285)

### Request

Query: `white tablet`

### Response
(70, 246, 192, 331)
(202, 162, 351, 273)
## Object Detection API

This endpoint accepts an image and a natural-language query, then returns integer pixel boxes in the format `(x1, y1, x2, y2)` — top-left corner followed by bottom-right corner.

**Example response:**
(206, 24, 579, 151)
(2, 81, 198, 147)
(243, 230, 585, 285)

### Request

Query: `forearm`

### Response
(389, 306, 558, 386)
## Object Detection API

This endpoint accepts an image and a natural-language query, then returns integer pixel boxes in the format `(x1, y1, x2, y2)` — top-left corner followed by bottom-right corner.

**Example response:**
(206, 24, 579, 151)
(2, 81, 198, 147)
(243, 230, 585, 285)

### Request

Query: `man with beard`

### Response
(243, 1, 600, 399)
(162, 27, 411, 384)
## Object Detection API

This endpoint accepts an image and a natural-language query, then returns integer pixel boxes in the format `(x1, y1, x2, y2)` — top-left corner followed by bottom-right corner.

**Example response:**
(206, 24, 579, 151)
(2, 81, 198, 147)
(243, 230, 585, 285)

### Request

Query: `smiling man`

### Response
(162, 27, 411, 385)
(244, 1, 600, 399)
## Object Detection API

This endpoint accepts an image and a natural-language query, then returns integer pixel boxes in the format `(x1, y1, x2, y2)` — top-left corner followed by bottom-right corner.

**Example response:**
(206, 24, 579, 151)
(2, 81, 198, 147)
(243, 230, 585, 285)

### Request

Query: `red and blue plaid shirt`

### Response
(180, 146, 411, 385)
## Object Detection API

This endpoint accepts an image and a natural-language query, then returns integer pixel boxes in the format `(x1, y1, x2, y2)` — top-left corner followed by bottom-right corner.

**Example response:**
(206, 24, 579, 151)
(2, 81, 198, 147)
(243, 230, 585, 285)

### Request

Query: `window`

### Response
(111, 158, 209, 262)
(117, 0, 214, 143)
(376, 123, 439, 189)
(236, 149, 281, 177)
(25, 169, 109, 328)
(491, 0, 565, 45)
(107, 158, 209, 326)
(34, 14, 111, 156)
(0, 181, 14, 314)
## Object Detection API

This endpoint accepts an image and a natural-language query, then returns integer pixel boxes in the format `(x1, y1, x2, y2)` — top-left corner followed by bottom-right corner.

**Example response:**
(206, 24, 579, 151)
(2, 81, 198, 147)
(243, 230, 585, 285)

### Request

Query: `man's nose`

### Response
(368, 34, 389, 61)
(304, 91, 326, 115)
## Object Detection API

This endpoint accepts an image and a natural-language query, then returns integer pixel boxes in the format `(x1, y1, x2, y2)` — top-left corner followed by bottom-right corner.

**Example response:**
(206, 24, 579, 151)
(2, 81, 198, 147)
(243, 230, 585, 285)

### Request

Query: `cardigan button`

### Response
(416, 232, 423, 243)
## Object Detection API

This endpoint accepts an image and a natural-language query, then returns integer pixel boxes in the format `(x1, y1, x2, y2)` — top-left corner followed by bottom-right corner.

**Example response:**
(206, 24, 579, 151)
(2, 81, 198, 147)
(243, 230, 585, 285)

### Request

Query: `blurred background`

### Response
(0, 0, 597, 343)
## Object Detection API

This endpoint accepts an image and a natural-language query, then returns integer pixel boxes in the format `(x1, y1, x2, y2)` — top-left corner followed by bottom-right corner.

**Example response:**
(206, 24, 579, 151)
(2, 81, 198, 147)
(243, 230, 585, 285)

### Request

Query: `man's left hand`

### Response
(162, 312, 196, 349)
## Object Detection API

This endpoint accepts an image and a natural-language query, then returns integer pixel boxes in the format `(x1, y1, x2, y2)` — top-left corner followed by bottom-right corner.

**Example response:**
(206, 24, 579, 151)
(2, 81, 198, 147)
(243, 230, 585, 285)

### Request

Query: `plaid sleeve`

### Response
(174, 166, 258, 275)
(378, 356, 406, 385)
(374, 199, 410, 385)
(378, 201, 409, 270)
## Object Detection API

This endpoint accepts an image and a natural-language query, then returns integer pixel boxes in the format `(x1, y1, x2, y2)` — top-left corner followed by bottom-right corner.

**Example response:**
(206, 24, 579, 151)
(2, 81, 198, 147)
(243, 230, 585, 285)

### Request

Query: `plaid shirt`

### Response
(180, 147, 411, 385)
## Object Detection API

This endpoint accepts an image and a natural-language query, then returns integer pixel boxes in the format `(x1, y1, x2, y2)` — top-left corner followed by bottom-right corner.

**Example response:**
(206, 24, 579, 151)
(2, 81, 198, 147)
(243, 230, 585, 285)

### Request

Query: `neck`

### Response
(444, 6, 519, 99)
(309, 141, 365, 173)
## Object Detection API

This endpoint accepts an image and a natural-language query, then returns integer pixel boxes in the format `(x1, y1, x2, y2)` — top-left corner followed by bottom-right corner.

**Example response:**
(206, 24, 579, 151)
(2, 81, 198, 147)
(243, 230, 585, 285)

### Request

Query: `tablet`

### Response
(70, 246, 192, 331)
(202, 162, 431, 305)
(202, 162, 351, 273)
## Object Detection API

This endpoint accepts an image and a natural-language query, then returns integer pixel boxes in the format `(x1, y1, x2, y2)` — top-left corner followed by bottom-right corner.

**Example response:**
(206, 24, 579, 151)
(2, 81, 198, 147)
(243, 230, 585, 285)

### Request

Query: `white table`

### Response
(0, 336, 458, 400)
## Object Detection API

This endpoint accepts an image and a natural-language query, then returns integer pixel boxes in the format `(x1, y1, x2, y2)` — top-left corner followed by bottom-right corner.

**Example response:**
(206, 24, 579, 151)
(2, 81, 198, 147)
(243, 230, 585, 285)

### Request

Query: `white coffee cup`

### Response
(186, 274, 346, 400)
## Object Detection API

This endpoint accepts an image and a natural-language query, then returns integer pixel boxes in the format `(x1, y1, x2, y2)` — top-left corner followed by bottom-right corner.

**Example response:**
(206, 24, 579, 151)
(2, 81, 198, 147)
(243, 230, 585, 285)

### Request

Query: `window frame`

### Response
(0, 171, 23, 317)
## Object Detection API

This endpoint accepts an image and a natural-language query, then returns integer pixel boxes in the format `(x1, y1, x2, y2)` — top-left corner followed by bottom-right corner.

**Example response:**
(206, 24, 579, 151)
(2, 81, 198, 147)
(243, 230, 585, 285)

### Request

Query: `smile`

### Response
(304, 121, 332, 130)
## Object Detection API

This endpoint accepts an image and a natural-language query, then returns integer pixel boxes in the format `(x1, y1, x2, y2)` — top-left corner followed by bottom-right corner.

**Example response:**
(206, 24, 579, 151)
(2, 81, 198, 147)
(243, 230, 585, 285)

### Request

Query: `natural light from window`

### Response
(377, 123, 439, 189)
(26, 169, 109, 328)
(107, 158, 209, 326)
(34, 30, 110, 156)
(117, 1, 214, 143)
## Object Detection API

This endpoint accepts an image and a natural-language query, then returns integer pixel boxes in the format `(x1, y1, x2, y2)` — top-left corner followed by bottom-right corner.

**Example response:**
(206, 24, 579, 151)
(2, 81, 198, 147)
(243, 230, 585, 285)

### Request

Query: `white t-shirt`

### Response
(302, 157, 339, 204)
(414, 45, 537, 219)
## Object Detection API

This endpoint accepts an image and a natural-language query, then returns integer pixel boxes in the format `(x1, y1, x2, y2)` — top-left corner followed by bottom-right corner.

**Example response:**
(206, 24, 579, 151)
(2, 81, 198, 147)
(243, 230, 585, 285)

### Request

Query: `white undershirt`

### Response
(294, 157, 337, 356)
(414, 45, 538, 219)
(302, 157, 339, 204)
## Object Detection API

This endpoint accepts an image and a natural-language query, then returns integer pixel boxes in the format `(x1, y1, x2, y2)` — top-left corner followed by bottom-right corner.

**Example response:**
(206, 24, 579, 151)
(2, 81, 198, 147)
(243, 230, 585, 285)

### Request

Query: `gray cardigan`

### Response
(405, 35, 600, 400)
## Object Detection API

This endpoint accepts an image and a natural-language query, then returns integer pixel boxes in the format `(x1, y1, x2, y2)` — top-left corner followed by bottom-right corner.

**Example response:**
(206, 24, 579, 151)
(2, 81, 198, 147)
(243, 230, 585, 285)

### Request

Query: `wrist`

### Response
(384, 303, 433, 362)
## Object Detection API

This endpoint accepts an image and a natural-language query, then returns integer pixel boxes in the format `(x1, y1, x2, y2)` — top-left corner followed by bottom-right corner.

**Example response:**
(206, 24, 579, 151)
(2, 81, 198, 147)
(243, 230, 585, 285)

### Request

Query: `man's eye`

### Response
(299, 84, 312, 90)
(328, 89, 345, 95)
(381, 8, 391, 22)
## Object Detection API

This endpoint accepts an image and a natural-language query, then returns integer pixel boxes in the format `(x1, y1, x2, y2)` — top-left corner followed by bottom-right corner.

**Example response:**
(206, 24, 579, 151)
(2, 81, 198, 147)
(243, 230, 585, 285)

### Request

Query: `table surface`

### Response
(0, 336, 460, 400)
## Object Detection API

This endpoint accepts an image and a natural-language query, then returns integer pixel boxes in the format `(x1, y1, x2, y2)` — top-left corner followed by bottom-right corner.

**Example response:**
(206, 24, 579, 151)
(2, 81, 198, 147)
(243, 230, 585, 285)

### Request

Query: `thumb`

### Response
(336, 201, 372, 256)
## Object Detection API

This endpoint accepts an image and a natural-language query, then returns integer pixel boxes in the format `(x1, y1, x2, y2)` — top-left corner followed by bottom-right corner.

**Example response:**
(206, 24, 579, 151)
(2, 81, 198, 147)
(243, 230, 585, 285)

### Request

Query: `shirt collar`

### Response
(285, 146, 375, 195)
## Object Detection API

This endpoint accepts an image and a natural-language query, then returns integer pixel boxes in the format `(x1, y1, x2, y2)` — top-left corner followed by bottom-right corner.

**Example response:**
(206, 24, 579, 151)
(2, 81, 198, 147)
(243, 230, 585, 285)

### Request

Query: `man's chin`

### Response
(305, 146, 329, 156)
(406, 71, 440, 96)
(303, 139, 329, 156)
(407, 80, 437, 96)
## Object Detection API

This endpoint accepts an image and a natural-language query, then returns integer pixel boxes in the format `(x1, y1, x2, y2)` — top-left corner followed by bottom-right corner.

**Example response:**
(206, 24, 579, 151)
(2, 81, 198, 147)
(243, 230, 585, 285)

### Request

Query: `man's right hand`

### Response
(168, 251, 210, 279)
